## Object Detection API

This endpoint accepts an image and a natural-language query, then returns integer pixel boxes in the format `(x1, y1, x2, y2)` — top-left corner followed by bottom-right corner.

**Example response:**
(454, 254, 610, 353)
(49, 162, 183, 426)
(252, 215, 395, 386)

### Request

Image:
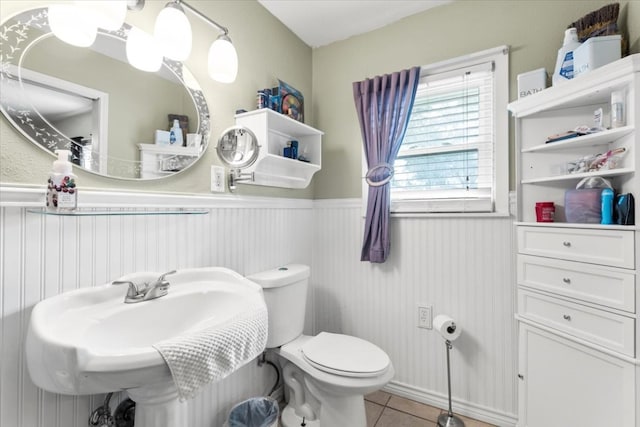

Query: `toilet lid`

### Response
(301, 332, 390, 378)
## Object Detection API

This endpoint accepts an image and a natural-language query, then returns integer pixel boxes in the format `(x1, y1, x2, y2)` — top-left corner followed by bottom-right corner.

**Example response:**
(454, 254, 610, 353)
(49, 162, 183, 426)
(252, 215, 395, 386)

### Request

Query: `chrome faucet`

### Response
(112, 270, 177, 303)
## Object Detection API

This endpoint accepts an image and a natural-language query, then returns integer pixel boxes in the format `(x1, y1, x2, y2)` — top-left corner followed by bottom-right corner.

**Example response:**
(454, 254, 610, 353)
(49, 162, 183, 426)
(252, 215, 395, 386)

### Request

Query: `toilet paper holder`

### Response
(434, 315, 465, 427)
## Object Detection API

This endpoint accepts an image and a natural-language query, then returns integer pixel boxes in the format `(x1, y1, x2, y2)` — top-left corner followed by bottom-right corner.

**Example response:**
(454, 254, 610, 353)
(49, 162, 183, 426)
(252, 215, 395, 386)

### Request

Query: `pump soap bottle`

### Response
(46, 150, 78, 212)
(552, 28, 581, 85)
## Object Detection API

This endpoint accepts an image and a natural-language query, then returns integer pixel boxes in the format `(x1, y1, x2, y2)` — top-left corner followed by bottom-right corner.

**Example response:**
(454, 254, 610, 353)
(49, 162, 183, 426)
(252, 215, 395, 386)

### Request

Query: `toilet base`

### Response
(281, 405, 320, 427)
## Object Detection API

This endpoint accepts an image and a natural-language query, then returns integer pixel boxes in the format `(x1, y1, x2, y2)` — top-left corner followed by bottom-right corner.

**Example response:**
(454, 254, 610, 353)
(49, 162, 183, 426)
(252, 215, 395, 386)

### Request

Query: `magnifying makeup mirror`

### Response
(216, 125, 260, 190)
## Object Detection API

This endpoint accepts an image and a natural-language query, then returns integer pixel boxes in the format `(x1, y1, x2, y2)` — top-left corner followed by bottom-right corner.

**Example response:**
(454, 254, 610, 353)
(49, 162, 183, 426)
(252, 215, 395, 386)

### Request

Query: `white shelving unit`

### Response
(235, 109, 323, 189)
(508, 54, 639, 427)
(511, 55, 637, 222)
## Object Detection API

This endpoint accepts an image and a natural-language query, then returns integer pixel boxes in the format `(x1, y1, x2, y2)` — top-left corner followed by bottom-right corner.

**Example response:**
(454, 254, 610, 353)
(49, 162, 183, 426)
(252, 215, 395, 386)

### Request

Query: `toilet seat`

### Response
(301, 332, 390, 378)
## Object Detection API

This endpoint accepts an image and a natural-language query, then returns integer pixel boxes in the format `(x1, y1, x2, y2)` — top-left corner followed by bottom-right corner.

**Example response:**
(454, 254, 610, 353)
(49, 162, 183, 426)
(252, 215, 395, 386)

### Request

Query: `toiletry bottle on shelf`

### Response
(611, 90, 626, 128)
(46, 149, 77, 212)
(552, 28, 581, 86)
(169, 119, 183, 146)
(601, 188, 614, 225)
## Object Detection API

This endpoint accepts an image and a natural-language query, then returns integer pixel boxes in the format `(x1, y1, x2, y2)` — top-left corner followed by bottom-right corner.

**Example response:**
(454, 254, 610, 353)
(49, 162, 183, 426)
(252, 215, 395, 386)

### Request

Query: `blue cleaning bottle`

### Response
(601, 188, 614, 224)
(169, 119, 182, 146)
(553, 28, 581, 85)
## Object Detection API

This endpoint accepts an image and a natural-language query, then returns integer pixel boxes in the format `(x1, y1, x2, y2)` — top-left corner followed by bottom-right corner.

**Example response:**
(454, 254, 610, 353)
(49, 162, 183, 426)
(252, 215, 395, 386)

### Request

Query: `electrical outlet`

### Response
(418, 305, 432, 329)
(211, 166, 225, 192)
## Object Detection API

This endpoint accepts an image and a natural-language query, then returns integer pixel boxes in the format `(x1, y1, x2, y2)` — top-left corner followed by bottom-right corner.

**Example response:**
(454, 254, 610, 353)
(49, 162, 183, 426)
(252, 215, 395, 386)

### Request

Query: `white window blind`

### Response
(391, 61, 496, 213)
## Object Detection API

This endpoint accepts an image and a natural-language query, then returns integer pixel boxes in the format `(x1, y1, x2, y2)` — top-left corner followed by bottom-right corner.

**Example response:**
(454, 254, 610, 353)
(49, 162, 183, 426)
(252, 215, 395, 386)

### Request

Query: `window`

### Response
(386, 47, 509, 215)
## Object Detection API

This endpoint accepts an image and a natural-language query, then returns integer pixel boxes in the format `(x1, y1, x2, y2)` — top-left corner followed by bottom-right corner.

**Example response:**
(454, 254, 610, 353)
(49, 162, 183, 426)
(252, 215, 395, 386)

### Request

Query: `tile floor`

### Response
(365, 391, 497, 427)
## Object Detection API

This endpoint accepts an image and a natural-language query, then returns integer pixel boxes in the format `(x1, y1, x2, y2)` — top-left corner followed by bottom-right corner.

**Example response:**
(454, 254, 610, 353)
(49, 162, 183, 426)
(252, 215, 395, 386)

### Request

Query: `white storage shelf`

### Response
(510, 54, 639, 427)
(235, 109, 323, 189)
(509, 54, 639, 224)
(138, 144, 201, 179)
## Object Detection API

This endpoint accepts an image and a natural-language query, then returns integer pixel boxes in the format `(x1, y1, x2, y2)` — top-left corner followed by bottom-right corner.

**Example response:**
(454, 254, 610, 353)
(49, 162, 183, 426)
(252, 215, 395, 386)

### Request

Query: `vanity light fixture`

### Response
(48, 0, 238, 83)
(48, 1, 128, 47)
(47, 3, 99, 47)
(208, 34, 238, 84)
(154, 2, 192, 61)
(154, 0, 238, 83)
(84, 0, 128, 31)
(126, 27, 163, 72)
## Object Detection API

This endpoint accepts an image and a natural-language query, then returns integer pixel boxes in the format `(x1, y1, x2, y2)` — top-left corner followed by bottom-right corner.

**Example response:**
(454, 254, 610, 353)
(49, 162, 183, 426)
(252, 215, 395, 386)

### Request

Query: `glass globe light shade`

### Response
(76, 0, 127, 31)
(208, 35, 238, 83)
(48, 4, 98, 47)
(126, 27, 163, 72)
(154, 4, 192, 61)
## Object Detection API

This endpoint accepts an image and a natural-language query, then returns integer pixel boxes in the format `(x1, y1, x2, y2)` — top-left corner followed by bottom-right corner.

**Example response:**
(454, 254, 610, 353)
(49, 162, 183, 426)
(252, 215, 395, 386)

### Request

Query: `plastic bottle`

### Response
(611, 90, 625, 128)
(552, 28, 581, 86)
(600, 188, 614, 225)
(46, 149, 77, 212)
(169, 119, 183, 146)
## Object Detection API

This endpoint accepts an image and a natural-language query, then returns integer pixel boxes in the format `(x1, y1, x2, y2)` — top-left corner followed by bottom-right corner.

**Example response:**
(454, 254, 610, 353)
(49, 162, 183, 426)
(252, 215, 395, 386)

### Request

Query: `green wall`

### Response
(2, 1, 639, 199)
(311, 0, 640, 199)
(0, 0, 314, 197)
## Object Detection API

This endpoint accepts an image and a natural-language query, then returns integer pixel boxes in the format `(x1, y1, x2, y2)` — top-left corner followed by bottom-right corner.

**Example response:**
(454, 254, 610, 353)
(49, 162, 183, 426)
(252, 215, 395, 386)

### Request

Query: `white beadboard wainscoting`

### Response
(1, 186, 518, 427)
(311, 199, 518, 426)
(0, 186, 313, 427)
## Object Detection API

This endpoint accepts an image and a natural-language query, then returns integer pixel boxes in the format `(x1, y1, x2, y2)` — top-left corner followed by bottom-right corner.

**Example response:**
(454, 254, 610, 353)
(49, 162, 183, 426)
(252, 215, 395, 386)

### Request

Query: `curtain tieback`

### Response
(365, 163, 394, 187)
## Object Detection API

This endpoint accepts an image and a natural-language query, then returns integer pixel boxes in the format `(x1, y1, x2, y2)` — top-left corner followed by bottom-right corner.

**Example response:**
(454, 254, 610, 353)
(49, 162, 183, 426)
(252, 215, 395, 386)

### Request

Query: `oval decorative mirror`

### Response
(0, 7, 210, 180)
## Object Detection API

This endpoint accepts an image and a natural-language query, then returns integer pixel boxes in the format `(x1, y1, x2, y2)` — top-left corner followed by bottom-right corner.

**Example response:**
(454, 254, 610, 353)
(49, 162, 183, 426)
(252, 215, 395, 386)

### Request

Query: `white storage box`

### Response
(517, 68, 547, 98)
(574, 35, 621, 77)
(155, 129, 170, 145)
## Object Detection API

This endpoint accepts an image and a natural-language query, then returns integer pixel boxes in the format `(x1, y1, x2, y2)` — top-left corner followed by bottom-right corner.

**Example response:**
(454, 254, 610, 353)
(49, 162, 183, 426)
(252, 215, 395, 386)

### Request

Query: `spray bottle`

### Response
(601, 188, 614, 225)
(552, 28, 581, 85)
(46, 150, 78, 211)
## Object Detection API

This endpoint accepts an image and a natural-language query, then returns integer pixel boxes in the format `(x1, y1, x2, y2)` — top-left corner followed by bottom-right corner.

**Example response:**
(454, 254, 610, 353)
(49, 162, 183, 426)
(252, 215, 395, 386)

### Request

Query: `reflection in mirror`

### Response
(0, 7, 210, 180)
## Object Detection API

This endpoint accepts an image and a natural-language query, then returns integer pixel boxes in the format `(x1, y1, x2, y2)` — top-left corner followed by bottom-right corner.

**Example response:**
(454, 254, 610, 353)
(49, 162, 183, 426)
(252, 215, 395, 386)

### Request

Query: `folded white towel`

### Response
(153, 300, 268, 400)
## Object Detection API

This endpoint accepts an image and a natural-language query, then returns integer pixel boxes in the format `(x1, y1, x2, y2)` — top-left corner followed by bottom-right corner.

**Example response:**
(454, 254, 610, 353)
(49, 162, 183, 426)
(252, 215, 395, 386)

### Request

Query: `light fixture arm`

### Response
(175, 0, 229, 35)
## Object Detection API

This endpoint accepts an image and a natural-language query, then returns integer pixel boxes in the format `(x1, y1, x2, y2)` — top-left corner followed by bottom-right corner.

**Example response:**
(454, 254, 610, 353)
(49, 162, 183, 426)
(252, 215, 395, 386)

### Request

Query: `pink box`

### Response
(565, 188, 603, 223)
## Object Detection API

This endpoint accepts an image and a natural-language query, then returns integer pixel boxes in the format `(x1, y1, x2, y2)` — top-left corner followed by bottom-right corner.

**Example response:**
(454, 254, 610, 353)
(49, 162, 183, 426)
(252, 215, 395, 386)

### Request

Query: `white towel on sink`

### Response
(153, 300, 268, 400)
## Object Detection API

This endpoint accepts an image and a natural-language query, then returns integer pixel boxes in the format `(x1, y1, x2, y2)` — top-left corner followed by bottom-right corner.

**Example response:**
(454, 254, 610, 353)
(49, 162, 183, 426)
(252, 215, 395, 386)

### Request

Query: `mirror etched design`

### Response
(0, 7, 210, 180)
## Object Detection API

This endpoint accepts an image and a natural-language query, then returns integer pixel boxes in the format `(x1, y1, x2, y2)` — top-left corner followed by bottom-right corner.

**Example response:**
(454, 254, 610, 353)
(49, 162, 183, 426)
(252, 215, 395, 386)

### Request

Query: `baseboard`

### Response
(383, 381, 518, 427)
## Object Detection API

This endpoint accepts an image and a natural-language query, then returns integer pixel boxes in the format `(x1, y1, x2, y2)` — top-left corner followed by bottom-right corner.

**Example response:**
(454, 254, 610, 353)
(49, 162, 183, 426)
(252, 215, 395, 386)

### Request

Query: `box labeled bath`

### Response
(574, 35, 621, 77)
(517, 68, 547, 98)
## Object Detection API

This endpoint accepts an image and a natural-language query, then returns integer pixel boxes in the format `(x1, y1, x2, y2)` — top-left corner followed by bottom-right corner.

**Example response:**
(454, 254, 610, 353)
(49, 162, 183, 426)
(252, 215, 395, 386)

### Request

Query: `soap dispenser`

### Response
(46, 149, 77, 212)
(169, 119, 183, 146)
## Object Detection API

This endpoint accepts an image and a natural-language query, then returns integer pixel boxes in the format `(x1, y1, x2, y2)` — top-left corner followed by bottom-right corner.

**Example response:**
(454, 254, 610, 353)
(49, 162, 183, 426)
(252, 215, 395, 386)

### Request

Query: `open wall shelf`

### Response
(234, 109, 323, 189)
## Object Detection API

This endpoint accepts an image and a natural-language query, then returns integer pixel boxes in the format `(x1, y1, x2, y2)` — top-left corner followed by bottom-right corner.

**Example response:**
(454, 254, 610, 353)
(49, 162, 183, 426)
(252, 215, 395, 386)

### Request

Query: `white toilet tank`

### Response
(247, 264, 310, 348)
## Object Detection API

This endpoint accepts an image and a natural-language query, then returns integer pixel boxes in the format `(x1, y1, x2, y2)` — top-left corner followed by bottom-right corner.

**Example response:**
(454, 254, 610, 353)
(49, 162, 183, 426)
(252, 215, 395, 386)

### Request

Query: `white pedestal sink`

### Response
(127, 381, 188, 427)
(25, 267, 268, 427)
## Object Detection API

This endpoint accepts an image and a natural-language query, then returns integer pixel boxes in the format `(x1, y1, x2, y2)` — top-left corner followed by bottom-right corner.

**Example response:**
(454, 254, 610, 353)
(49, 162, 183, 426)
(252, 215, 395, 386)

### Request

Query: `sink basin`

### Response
(25, 267, 266, 401)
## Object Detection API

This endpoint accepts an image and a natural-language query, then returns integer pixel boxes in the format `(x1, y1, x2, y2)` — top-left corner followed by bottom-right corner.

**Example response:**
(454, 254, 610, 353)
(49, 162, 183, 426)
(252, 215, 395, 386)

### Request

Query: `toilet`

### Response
(247, 264, 394, 427)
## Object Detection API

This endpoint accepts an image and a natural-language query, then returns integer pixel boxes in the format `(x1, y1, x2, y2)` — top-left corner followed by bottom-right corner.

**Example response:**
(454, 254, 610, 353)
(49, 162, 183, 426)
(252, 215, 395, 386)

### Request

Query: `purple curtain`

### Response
(353, 67, 420, 263)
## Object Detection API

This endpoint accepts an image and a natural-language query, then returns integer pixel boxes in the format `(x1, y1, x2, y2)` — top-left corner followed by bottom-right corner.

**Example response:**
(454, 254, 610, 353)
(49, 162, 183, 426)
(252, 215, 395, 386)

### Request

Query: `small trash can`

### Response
(227, 396, 279, 427)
